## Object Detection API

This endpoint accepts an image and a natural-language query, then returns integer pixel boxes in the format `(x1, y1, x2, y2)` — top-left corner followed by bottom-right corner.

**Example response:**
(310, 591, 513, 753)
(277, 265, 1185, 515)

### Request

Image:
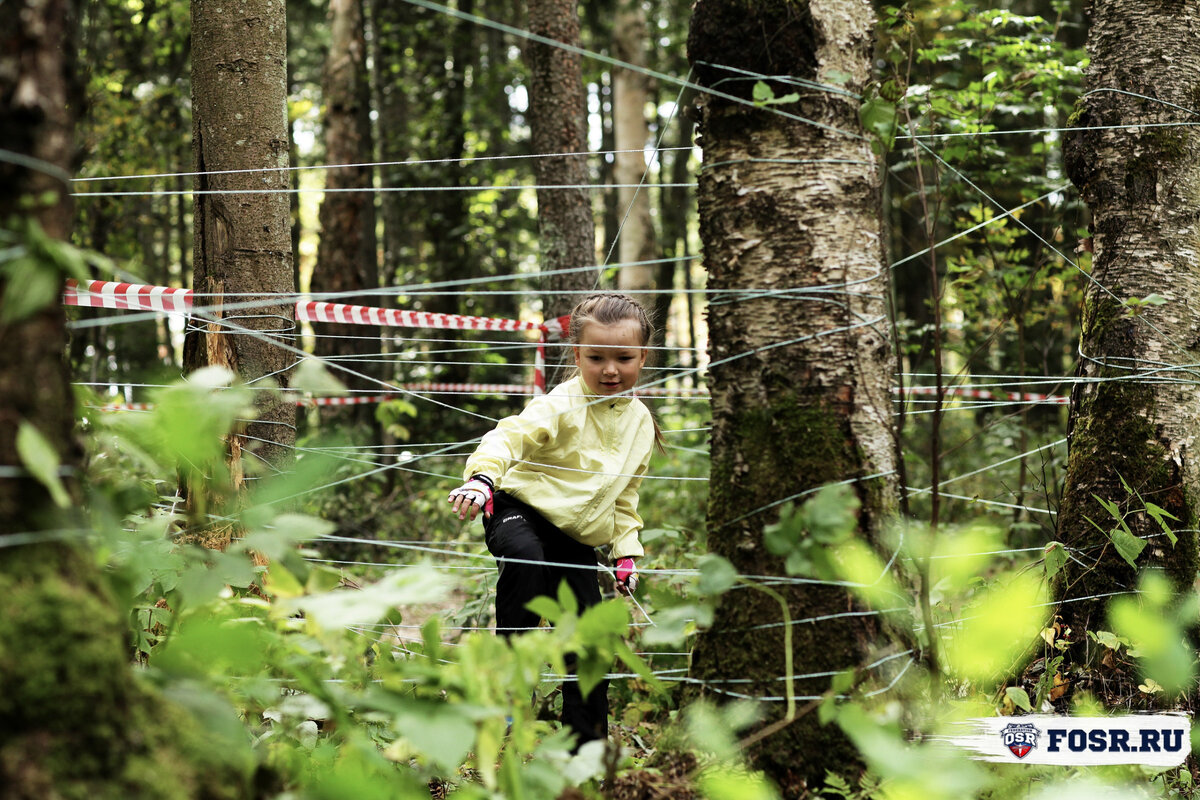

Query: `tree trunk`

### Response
(313, 0, 379, 424)
(1057, 0, 1200, 662)
(612, 0, 657, 293)
(0, 0, 81, 538)
(686, 1, 897, 793)
(0, 3, 255, 796)
(187, 0, 295, 489)
(526, 0, 597, 320)
(371, 0, 418, 291)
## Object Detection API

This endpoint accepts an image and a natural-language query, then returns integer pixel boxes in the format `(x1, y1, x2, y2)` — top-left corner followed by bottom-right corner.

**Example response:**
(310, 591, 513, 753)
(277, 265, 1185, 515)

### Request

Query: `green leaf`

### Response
(1005, 686, 1033, 712)
(750, 80, 798, 107)
(696, 554, 739, 597)
(1091, 493, 1122, 522)
(283, 565, 450, 629)
(578, 598, 630, 640)
(859, 97, 898, 152)
(804, 484, 860, 542)
(699, 768, 780, 800)
(1144, 502, 1179, 544)
(1092, 630, 1124, 650)
(236, 513, 336, 561)
(1109, 527, 1146, 569)
(525, 596, 562, 624)
(291, 358, 348, 397)
(16, 422, 70, 508)
(639, 602, 711, 646)
(0, 257, 60, 323)
(391, 700, 477, 772)
(1042, 541, 1067, 580)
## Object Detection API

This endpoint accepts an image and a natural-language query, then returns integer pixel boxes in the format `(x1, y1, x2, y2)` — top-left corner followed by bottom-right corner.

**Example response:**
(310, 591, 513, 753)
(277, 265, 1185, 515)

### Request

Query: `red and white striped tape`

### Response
(295, 300, 540, 332)
(90, 382, 713, 412)
(64, 278, 556, 394)
(64, 280, 192, 314)
(64, 279, 541, 333)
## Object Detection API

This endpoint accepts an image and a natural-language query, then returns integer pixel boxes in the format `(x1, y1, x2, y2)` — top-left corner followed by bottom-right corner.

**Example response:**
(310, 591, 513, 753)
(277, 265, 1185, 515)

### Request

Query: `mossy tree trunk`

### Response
(0, 4, 257, 796)
(313, 0, 379, 427)
(686, 0, 897, 794)
(186, 0, 295, 494)
(1057, 1, 1200, 669)
(526, 0, 597, 323)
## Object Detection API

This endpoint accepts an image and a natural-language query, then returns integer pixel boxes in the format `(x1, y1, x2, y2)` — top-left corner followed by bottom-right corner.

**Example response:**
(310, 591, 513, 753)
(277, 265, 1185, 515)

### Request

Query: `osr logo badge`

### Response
(1000, 722, 1041, 758)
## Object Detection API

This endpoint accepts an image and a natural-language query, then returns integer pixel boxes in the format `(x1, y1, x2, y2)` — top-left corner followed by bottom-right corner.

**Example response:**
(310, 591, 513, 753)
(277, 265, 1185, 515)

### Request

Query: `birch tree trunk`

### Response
(686, 1, 897, 792)
(187, 0, 295, 494)
(612, 0, 657, 294)
(1057, 1, 1200, 663)
(526, 0, 597, 321)
(313, 0, 379, 422)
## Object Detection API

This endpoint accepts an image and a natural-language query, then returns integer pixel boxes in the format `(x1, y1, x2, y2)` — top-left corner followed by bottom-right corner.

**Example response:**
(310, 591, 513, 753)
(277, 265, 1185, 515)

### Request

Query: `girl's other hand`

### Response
(447, 477, 493, 521)
(614, 557, 638, 595)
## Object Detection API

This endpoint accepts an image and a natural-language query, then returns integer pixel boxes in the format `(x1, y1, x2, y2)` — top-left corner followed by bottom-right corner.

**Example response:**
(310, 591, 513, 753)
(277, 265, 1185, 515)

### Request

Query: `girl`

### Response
(447, 293, 658, 746)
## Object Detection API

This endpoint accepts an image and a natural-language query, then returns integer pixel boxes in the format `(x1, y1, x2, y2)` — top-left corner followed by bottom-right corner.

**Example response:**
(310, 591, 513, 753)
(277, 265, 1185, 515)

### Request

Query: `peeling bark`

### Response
(687, 0, 897, 792)
(1057, 0, 1200, 662)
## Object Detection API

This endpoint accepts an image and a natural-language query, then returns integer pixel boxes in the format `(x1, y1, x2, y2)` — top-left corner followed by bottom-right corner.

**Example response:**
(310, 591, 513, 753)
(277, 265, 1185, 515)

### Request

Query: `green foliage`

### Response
(17, 421, 71, 508)
(1108, 572, 1198, 696)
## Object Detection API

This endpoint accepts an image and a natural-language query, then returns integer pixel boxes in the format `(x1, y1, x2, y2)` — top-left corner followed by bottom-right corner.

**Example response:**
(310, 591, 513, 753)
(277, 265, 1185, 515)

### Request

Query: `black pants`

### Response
(483, 491, 608, 745)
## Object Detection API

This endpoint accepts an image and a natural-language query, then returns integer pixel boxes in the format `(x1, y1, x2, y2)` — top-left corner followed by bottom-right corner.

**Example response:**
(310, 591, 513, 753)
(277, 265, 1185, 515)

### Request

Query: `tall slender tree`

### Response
(526, 0, 597, 321)
(686, 0, 897, 793)
(313, 0, 379, 423)
(612, 0, 657, 295)
(1057, 2, 1200, 664)
(187, 0, 295, 500)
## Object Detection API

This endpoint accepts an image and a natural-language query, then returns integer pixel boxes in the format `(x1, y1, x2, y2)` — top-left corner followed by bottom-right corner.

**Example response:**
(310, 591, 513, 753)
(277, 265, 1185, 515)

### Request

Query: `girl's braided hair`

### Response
(567, 292, 655, 346)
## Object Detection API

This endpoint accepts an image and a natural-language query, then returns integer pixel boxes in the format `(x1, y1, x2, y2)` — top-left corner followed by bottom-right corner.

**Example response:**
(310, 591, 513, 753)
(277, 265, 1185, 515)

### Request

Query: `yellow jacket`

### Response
(464, 375, 654, 559)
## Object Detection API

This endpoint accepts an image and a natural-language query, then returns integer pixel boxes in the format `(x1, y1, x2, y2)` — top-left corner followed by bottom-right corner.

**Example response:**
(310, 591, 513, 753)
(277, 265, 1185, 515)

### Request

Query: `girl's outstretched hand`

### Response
(614, 557, 638, 595)
(448, 475, 494, 521)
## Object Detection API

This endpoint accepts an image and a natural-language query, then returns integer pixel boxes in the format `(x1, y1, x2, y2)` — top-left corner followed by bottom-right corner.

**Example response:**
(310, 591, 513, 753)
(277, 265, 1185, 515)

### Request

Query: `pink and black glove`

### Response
(448, 474, 494, 520)
(614, 557, 638, 595)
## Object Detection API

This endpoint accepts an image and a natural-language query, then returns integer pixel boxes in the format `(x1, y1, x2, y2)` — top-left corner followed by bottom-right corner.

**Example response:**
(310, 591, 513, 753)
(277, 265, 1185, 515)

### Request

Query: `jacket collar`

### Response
(567, 375, 634, 412)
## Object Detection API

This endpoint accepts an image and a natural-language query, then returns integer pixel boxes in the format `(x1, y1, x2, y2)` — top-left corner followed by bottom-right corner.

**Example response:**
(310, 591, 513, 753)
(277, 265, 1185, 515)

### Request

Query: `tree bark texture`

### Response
(1058, 1, 1200, 655)
(686, 0, 897, 793)
(188, 0, 296, 474)
(0, 4, 257, 796)
(612, 0, 657, 293)
(313, 0, 379, 417)
(0, 0, 81, 536)
(370, 0, 419, 287)
(526, 0, 597, 320)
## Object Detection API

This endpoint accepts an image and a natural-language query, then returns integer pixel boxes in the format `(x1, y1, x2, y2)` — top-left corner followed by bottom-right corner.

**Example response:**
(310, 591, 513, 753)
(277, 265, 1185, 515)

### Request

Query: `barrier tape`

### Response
(64, 278, 559, 394)
(64, 281, 1069, 407)
(90, 383, 714, 412)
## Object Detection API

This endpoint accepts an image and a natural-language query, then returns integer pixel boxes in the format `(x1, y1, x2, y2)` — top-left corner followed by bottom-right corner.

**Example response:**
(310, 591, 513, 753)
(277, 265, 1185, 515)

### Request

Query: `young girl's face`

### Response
(573, 319, 647, 396)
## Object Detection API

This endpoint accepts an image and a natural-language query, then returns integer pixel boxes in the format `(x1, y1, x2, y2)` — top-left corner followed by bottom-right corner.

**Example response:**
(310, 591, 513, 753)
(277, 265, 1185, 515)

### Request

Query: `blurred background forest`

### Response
(73, 0, 1086, 544)
(19, 0, 1198, 798)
